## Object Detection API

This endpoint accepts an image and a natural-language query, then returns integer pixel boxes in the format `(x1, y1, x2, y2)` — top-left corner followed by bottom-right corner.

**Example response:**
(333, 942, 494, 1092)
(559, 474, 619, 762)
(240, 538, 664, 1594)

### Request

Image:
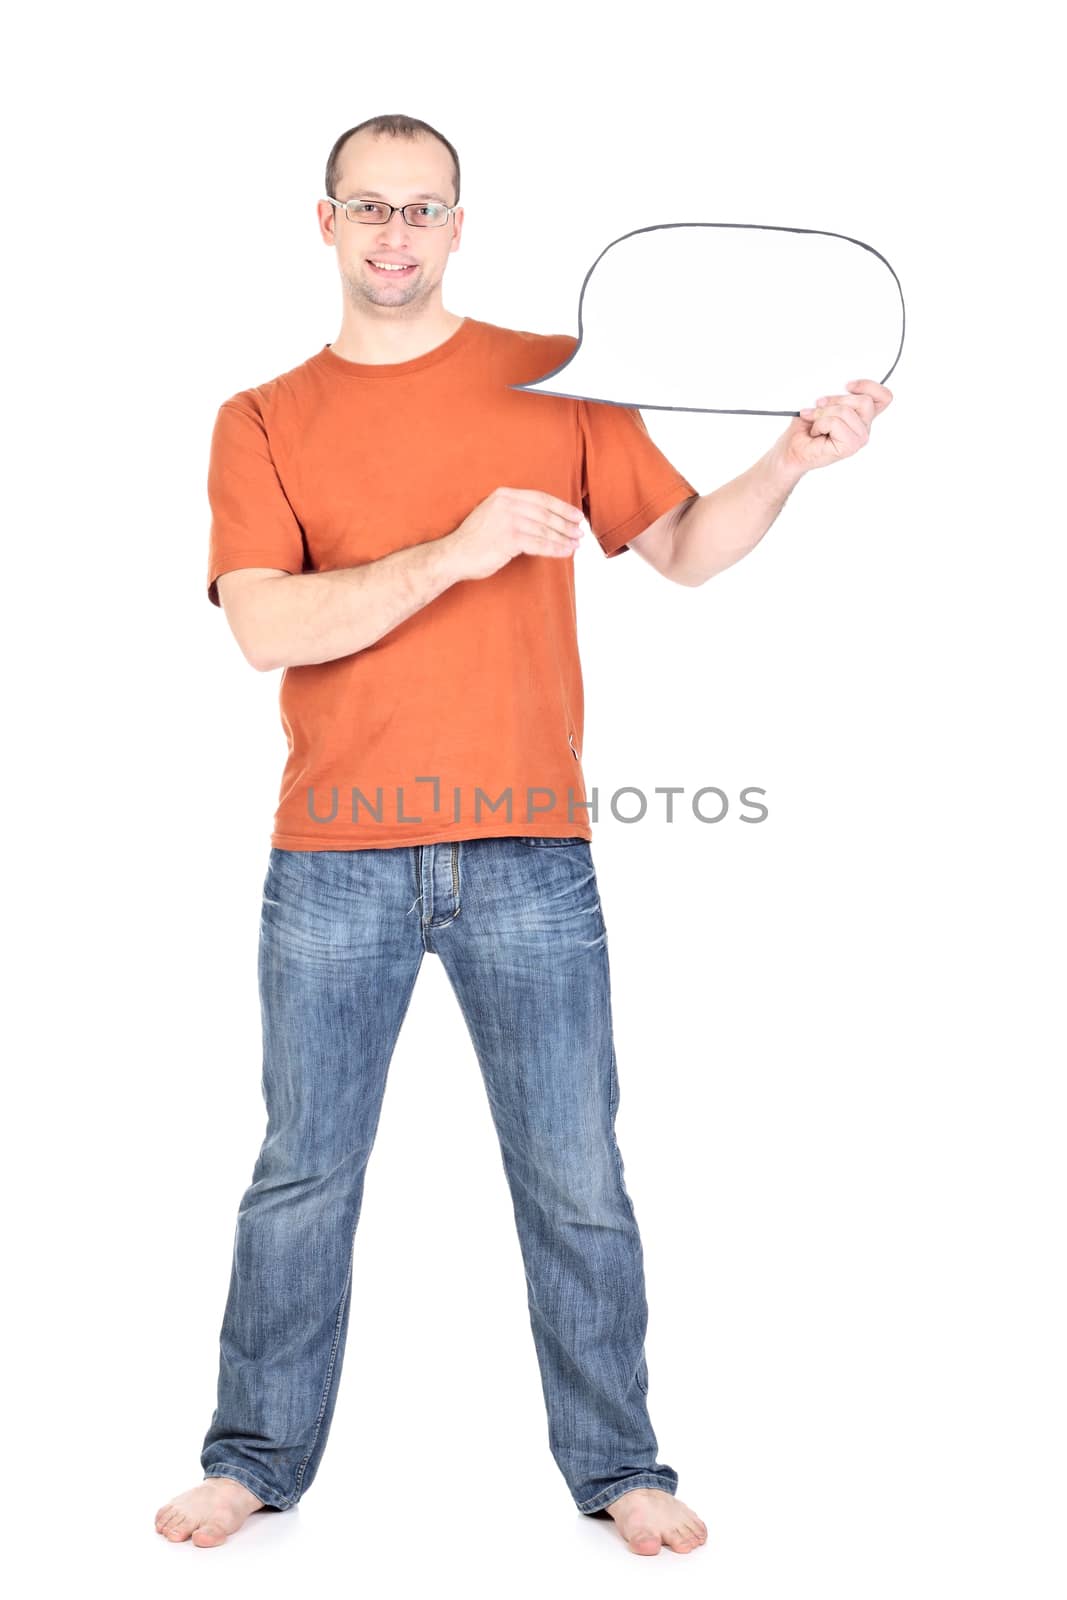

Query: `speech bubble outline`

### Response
(509, 220, 905, 416)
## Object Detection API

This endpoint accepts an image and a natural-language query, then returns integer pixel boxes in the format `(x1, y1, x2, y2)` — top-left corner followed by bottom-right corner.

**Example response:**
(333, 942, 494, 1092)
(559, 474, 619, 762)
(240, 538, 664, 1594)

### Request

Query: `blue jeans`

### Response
(201, 837, 679, 1516)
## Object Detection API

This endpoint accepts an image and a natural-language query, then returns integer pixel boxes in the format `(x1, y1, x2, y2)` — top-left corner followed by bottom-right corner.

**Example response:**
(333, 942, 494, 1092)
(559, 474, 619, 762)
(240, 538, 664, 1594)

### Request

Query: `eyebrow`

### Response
(342, 189, 449, 204)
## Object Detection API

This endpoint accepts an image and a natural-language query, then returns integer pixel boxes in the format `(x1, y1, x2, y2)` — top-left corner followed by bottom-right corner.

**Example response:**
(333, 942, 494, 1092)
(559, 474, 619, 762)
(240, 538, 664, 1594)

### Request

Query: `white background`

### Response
(6, 0, 1063, 1594)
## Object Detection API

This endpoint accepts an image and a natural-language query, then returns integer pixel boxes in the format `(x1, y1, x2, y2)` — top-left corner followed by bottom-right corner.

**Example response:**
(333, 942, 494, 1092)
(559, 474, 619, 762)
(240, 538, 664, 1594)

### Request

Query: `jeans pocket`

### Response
(262, 849, 281, 906)
(521, 836, 588, 846)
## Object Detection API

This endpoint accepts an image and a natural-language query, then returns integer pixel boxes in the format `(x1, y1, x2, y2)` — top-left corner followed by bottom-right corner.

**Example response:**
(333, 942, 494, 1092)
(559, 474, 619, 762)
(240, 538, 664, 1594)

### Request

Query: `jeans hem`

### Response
(202, 1463, 295, 1511)
(575, 1472, 679, 1515)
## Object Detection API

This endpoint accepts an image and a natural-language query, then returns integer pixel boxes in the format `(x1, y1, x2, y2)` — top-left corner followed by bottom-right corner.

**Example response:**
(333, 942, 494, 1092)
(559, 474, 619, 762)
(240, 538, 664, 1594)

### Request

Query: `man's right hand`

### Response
(447, 488, 588, 581)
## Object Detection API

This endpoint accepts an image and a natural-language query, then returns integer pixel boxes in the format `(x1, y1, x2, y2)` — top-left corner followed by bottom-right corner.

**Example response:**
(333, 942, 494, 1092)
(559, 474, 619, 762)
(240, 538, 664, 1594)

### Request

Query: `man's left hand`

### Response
(775, 378, 894, 474)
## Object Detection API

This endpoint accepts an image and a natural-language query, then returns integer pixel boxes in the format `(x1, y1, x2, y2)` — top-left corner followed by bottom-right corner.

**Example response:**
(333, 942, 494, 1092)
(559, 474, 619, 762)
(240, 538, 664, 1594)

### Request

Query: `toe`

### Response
(191, 1520, 229, 1546)
(629, 1527, 663, 1554)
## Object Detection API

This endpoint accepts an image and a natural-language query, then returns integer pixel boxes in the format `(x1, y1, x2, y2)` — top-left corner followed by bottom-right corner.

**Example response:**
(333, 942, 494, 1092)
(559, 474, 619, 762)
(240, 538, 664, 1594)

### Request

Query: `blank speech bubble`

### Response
(510, 222, 905, 415)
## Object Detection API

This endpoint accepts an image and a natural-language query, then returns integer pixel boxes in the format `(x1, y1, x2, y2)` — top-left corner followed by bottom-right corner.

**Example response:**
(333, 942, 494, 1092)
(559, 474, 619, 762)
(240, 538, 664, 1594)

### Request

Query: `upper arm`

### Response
(206, 396, 306, 608)
(627, 494, 700, 580)
(215, 567, 291, 670)
(578, 397, 699, 565)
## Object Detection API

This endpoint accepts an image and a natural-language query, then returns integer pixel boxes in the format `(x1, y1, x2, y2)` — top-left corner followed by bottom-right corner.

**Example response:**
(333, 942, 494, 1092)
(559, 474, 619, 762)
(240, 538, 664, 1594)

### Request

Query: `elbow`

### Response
(217, 574, 290, 672)
(666, 562, 710, 589)
(248, 641, 283, 673)
(234, 613, 283, 672)
(668, 550, 731, 587)
(235, 628, 280, 673)
(664, 499, 711, 587)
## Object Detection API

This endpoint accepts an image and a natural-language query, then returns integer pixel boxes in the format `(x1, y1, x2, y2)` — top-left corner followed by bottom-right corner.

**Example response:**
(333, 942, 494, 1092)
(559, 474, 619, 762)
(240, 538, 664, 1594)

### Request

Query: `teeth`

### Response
(370, 261, 412, 271)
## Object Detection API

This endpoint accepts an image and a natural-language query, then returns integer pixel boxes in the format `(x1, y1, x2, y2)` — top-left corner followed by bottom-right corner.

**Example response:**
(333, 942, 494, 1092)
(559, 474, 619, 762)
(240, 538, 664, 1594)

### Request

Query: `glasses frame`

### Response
(320, 196, 458, 228)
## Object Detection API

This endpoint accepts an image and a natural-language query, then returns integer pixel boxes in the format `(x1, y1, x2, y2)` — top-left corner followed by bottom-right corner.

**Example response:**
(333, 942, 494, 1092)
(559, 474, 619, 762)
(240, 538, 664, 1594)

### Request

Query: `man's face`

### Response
(322, 132, 463, 313)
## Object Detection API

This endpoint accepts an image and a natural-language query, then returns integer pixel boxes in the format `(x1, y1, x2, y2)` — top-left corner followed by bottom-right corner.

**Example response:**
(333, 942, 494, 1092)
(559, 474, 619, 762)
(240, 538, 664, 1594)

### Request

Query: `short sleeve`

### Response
(578, 398, 698, 559)
(206, 397, 307, 606)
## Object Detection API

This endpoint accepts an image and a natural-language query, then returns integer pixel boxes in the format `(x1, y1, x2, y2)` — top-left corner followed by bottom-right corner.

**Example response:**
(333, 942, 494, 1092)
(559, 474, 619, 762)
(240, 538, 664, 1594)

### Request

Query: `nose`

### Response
(369, 230, 413, 262)
(379, 213, 414, 245)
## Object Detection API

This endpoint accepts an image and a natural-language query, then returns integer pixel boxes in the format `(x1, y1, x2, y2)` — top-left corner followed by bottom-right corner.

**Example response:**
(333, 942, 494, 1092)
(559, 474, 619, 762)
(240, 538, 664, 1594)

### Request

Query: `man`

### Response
(156, 113, 891, 1557)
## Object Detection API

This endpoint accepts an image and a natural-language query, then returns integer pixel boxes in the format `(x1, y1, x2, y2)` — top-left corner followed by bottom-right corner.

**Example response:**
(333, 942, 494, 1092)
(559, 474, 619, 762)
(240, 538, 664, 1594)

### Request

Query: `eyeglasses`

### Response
(320, 197, 457, 228)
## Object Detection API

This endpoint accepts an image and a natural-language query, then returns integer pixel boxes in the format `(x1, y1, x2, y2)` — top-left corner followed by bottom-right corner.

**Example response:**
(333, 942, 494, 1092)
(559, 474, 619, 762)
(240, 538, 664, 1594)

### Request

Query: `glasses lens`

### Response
(404, 204, 449, 226)
(348, 202, 391, 223)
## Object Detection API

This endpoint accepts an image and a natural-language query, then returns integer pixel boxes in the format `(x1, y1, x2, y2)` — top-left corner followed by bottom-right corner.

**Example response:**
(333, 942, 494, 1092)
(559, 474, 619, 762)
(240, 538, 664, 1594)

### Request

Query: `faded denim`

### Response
(201, 836, 679, 1516)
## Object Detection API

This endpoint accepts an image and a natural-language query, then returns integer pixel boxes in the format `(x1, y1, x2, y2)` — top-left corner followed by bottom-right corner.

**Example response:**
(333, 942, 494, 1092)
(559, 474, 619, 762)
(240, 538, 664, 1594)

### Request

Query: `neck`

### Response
(329, 302, 464, 366)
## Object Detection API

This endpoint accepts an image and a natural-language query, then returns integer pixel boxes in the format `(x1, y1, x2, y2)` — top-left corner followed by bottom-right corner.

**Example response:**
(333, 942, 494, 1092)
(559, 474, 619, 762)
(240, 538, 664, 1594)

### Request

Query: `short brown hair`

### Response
(325, 114, 461, 208)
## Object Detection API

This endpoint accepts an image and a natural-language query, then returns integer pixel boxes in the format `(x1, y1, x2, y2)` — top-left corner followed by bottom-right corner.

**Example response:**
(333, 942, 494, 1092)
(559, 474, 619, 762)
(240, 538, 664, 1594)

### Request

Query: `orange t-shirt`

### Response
(206, 315, 697, 851)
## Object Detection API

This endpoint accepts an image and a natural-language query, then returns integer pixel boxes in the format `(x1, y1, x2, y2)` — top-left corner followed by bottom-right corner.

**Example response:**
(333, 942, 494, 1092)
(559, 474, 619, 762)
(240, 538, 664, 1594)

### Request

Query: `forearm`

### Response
(250, 534, 466, 670)
(669, 443, 807, 586)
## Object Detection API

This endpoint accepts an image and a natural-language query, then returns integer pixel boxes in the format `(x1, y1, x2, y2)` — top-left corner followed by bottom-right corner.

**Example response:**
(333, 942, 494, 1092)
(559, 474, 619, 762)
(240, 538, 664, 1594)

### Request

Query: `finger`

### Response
(798, 404, 868, 445)
(524, 525, 582, 556)
(522, 490, 585, 524)
(523, 505, 586, 538)
(813, 391, 876, 421)
(544, 512, 586, 539)
(842, 392, 877, 423)
(846, 379, 893, 411)
(525, 516, 585, 549)
(823, 406, 868, 445)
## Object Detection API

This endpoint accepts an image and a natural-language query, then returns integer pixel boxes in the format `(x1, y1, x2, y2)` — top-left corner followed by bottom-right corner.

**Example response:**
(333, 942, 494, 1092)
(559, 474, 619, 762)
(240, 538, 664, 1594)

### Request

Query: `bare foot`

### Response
(155, 1477, 266, 1546)
(603, 1487, 707, 1555)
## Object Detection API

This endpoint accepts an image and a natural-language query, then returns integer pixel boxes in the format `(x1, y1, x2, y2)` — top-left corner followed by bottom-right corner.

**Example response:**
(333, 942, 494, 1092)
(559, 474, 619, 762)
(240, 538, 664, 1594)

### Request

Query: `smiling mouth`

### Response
(366, 259, 417, 276)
